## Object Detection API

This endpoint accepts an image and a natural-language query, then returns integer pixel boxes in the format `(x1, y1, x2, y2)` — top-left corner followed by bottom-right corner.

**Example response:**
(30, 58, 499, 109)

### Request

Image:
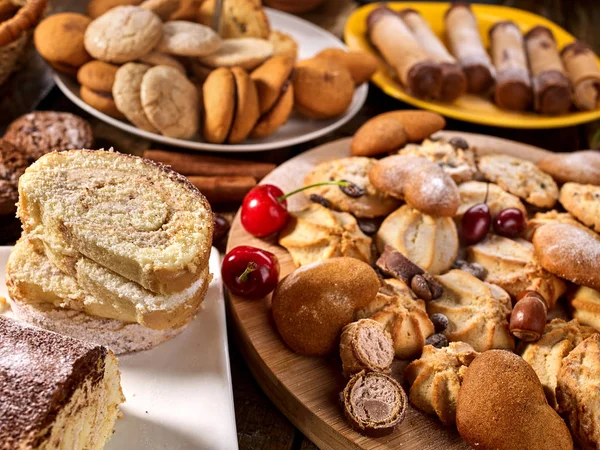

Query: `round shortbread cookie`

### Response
(113, 62, 159, 133)
(137, 51, 186, 73)
(156, 20, 221, 57)
(141, 65, 199, 138)
(84, 6, 163, 64)
(559, 182, 600, 232)
(198, 38, 273, 70)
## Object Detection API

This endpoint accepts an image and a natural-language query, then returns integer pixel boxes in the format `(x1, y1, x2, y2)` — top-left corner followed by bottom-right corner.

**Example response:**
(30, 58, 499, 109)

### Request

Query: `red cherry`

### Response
(493, 208, 526, 238)
(241, 185, 288, 237)
(462, 203, 491, 244)
(221, 246, 280, 299)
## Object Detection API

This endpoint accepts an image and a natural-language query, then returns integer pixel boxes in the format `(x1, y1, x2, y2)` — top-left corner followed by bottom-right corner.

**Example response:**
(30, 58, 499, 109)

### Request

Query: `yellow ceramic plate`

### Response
(345, 2, 600, 129)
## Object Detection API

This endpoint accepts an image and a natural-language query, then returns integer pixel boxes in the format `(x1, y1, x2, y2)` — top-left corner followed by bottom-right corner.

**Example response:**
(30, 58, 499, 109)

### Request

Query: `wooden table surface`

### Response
(1, 1, 599, 449)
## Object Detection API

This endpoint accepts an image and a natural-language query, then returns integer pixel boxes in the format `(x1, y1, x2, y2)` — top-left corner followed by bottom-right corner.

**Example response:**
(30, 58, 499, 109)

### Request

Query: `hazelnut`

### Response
(411, 274, 432, 300)
(509, 294, 547, 342)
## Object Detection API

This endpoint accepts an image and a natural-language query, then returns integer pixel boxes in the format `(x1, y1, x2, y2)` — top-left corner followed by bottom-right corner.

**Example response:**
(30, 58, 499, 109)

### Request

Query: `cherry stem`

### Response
(238, 261, 258, 283)
(277, 181, 351, 202)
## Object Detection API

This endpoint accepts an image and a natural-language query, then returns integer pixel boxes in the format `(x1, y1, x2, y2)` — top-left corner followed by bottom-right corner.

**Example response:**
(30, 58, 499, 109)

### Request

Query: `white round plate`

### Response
(53, 8, 368, 153)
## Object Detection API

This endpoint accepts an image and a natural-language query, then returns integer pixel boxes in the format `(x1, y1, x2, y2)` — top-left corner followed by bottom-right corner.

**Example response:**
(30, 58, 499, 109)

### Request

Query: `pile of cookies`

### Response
(367, 4, 600, 114)
(33, 0, 377, 143)
(260, 109, 600, 446)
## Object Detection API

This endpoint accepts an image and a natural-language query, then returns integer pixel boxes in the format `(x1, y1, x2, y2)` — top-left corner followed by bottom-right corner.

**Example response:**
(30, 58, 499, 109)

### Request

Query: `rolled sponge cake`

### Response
(6, 238, 211, 332)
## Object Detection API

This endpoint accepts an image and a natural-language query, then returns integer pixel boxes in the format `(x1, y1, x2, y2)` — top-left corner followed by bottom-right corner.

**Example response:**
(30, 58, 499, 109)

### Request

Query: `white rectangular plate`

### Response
(0, 246, 238, 450)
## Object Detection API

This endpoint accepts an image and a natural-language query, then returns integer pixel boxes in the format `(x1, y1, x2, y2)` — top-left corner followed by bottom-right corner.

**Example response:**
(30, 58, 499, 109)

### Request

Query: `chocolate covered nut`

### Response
(430, 313, 449, 333)
(525, 26, 572, 115)
(425, 333, 449, 349)
(367, 7, 442, 99)
(376, 245, 423, 285)
(510, 293, 547, 342)
(445, 4, 495, 94)
(490, 21, 533, 111)
(561, 41, 600, 111)
(452, 259, 487, 280)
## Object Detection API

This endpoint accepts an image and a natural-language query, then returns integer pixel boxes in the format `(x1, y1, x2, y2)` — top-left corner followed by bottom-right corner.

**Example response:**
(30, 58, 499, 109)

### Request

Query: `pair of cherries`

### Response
(462, 201, 525, 244)
(222, 180, 364, 299)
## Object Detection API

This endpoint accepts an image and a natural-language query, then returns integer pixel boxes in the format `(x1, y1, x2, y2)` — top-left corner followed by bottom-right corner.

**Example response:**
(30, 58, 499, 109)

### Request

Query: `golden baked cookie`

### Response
(80, 85, 125, 119)
(356, 278, 435, 359)
(250, 86, 294, 139)
(376, 204, 459, 275)
(137, 51, 185, 73)
(140, 65, 199, 138)
(399, 138, 477, 184)
(293, 58, 355, 119)
(198, 38, 273, 70)
(87, 0, 143, 19)
(537, 150, 600, 186)
(478, 154, 559, 208)
(559, 182, 600, 232)
(533, 223, 600, 291)
(77, 60, 118, 92)
(202, 67, 235, 144)
(228, 67, 260, 144)
(569, 286, 600, 331)
(278, 203, 372, 268)
(34, 13, 92, 73)
(198, 0, 270, 39)
(315, 48, 379, 85)
(557, 334, 600, 450)
(303, 157, 401, 218)
(84, 6, 163, 64)
(404, 342, 479, 426)
(269, 30, 298, 63)
(520, 319, 597, 409)
(467, 235, 566, 309)
(428, 270, 514, 352)
(457, 181, 526, 219)
(156, 20, 221, 57)
(169, 0, 202, 20)
(251, 55, 294, 115)
(523, 210, 585, 241)
(113, 63, 159, 133)
(140, 0, 179, 21)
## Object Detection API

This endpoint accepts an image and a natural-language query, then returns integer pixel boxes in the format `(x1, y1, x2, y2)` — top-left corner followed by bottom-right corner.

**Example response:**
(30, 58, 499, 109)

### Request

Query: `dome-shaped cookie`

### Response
(399, 138, 477, 184)
(357, 278, 435, 359)
(466, 236, 566, 309)
(456, 181, 526, 219)
(568, 286, 600, 331)
(278, 203, 372, 267)
(376, 205, 459, 275)
(427, 270, 514, 352)
(303, 157, 401, 218)
(519, 319, 597, 409)
(404, 342, 479, 426)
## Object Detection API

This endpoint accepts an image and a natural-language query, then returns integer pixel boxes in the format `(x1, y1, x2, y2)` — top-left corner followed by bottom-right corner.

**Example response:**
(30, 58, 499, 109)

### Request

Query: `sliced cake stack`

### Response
(6, 149, 214, 354)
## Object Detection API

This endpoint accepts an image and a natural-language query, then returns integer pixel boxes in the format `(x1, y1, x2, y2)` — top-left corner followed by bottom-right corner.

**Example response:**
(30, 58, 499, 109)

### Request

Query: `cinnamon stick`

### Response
(187, 176, 257, 204)
(144, 149, 276, 180)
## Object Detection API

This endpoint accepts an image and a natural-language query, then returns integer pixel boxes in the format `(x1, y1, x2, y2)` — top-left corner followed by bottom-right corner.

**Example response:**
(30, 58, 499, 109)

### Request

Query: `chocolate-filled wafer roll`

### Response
(399, 8, 467, 102)
(368, 7, 443, 99)
(561, 41, 600, 111)
(524, 26, 572, 115)
(445, 3, 495, 94)
(489, 21, 532, 111)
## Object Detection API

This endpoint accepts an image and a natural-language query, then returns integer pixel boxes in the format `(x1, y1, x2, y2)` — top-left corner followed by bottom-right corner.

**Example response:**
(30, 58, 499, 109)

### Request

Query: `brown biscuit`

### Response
(538, 150, 600, 185)
(533, 223, 600, 291)
(293, 58, 355, 119)
(250, 84, 294, 139)
(34, 13, 92, 73)
(315, 48, 379, 85)
(77, 60, 119, 92)
(203, 68, 236, 144)
(0, 139, 29, 216)
(251, 55, 294, 115)
(559, 182, 600, 232)
(228, 67, 260, 144)
(3, 112, 94, 161)
(351, 110, 446, 157)
(140, 0, 179, 21)
(87, 0, 143, 19)
(269, 30, 298, 63)
(80, 85, 126, 119)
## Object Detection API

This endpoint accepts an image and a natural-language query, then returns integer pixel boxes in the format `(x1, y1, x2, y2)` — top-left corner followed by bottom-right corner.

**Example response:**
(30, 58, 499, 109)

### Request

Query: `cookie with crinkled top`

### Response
(559, 182, 600, 232)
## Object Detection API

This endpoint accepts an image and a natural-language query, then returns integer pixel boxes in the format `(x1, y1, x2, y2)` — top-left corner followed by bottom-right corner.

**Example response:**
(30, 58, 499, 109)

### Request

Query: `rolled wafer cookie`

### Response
(399, 8, 467, 102)
(524, 26, 572, 115)
(561, 41, 600, 111)
(489, 21, 533, 111)
(367, 7, 442, 100)
(445, 3, 495, 94)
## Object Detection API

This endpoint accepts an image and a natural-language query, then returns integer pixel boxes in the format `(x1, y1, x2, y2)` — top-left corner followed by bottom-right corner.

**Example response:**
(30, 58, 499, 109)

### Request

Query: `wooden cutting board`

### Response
(226, 133, 552, 450)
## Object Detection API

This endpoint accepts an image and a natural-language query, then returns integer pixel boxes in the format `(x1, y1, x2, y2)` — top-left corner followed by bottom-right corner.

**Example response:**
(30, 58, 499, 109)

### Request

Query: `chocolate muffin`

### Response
(3, 112, 94, 161)
(0, 139, 29, 216)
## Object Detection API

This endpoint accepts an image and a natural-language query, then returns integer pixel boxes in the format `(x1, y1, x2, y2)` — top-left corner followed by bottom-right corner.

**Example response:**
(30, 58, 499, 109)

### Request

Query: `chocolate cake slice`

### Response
(0, 316, 124, 449)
